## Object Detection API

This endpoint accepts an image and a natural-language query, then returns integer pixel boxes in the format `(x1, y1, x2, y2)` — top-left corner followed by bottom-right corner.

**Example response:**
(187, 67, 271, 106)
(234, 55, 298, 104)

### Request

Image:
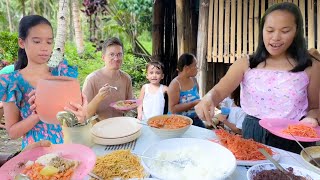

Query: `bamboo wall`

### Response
(207, 0, 320, 63)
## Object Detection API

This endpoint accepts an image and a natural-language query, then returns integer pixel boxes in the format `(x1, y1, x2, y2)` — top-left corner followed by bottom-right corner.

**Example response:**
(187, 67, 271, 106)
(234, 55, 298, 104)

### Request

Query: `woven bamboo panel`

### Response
(207, 0, 319, 63)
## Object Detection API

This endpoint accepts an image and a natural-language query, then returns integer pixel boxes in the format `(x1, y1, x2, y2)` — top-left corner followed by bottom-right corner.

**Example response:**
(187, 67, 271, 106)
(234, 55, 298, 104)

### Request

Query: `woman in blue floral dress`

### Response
(0, 15, 87, 149)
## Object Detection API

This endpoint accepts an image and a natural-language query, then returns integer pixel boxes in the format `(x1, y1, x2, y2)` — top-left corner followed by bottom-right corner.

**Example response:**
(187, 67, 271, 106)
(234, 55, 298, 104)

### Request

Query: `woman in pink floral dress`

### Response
(195, 2, 320, 153)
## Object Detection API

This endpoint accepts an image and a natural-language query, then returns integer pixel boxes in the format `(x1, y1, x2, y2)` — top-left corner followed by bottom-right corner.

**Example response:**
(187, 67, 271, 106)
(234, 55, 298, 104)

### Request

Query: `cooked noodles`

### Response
(282, 124, 318, 138)
(148, 115, 190, 129)
(92, 150, 145, 180)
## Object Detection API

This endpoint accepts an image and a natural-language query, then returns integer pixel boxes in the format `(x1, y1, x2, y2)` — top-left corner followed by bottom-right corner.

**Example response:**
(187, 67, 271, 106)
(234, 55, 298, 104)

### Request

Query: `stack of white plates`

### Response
(91, 117, 142, 145)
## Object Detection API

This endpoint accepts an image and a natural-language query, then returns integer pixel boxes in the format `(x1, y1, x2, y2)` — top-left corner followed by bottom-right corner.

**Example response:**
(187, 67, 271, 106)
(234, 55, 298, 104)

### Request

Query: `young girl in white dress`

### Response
(138, 61, 168, 121)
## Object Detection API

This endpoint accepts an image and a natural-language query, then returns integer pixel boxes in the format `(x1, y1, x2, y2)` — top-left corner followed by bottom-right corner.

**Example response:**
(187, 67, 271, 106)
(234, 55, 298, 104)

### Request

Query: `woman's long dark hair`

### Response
(15, 15, 52, 70)
(250, 2, 312, 72)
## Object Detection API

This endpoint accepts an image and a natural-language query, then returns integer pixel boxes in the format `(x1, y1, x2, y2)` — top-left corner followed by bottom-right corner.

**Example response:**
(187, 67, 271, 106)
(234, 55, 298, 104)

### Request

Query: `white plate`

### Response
(237, 146, 281, 166)
(247, 163, 320, 180)
(91, 117, 141, 138)
(91, 129, 141, 145)
(141, 138, 236, 180)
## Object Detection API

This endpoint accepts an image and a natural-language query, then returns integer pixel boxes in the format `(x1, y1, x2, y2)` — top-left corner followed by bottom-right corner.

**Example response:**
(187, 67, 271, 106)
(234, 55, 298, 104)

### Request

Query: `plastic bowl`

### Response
(247, 163, 320, 180)
(147, 115, 192, 138)
(300, 146, 320, 174)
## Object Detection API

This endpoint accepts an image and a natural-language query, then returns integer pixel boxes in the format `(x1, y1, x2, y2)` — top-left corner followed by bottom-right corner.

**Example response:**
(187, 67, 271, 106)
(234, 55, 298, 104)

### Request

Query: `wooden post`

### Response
(152, 0, 164, 62)
(176, 0, 186, 57)
(196, 0, 210, 97)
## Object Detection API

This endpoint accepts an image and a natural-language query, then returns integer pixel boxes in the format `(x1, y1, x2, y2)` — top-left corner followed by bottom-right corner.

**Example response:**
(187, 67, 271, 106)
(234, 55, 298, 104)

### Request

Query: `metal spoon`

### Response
(258, 148, 292, 180)
(73, 115, 99, 127)
(56, 111, 79, 127)
(132, 152, 194, 168)
(108, 86, 118, 90)
(289, 132, 320, 168)
(14, 173, 30, 180)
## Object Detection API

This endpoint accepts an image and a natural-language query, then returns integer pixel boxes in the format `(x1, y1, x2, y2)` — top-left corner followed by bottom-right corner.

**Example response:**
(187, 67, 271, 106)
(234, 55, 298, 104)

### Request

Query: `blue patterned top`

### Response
(0, 60, 78, 149)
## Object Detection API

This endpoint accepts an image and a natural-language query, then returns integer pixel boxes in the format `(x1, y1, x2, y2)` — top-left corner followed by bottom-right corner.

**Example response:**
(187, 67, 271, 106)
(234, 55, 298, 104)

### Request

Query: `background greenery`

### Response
(0, 0, 153, 96)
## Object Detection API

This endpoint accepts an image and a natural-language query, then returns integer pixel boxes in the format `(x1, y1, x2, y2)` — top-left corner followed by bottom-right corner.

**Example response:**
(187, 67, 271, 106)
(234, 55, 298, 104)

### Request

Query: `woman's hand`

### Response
(300, 117, 319, 128)
(195, 91, 215, 125)
(27, 90, 41, 122)
(64, 93, 88, 123)
(28, 90, 38, 115)
(23, 140, 51, 151)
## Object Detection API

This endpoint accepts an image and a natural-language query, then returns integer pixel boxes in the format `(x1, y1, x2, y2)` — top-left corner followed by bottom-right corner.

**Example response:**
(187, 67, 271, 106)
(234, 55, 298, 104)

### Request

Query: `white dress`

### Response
(142, 84, 165, 121)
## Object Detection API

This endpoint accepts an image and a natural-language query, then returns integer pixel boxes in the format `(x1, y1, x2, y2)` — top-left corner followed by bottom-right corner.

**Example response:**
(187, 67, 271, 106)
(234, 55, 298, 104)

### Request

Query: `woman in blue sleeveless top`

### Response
(167, 53, 205, 128)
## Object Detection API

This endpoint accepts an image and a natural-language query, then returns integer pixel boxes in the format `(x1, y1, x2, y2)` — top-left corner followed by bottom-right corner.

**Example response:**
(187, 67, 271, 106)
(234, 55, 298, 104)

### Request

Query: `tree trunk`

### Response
(31, 0, 35, 14)
(69, 0, 73, 42)
(48, 0, 68, 67)
(72, 0, 84, 54)
(152, 0, 164, 62)
(5, 0, 13, 32)
(196, 0, 209, 97)
(22, 0, 26, 16)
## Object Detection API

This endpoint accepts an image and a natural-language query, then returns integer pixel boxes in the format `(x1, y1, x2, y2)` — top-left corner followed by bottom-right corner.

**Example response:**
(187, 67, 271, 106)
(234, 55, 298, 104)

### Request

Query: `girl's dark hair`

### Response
(177, 53, 196, 72)
(250, 2, 312, 72)
(15, 15, 52, 70)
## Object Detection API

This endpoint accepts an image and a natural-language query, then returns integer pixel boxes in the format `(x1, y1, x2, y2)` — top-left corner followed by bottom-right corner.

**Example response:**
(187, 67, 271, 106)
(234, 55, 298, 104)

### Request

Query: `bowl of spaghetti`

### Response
(147, 115, 193, 138)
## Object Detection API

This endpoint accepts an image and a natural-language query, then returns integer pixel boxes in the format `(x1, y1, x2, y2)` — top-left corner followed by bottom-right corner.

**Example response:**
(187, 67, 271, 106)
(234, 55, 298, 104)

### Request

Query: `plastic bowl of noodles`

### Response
(247, 163, 320, 180)
(300, 146, 320, 174)
(147, 115, 193, 138)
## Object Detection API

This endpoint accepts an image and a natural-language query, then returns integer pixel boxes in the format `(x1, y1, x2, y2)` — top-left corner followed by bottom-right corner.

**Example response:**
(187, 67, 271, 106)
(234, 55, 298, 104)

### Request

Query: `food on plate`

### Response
(116, 100, 137, 108)
(282, 124, 318, 138)
(148, 115, 190, 129)
(20, 153, 79, 180)
(92, 150, 145, 179)
(252, 167, 308, 180)
(215, 129, 273, 160)
(146, 147, 233, 180)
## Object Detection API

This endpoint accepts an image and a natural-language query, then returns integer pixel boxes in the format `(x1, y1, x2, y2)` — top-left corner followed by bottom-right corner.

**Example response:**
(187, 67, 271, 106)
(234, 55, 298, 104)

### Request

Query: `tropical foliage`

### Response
(0, 0, 152, 90)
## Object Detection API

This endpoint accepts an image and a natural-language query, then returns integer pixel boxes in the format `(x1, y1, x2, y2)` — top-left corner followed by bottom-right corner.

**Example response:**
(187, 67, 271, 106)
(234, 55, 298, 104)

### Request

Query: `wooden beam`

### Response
(176, 0, 186, 57)
(224, 0, 230, 63)
(230, 0, 236, 63)
(307, 0, 315, 48)
(254, 0, 260, 51)
(318, 0, 320, 49)
(218, 0, 224, 62)
(236, 0, 243, 60)
(196, 0, 210, 97)
(261, 0, 266, 16)
(207, 0, 214, 62)
(243, 0, 248, 55)
(152, 0, 164, 62)
(299, 0, 306, 37)
(213, 0, 219, 62)
(248, 0, 254, 54)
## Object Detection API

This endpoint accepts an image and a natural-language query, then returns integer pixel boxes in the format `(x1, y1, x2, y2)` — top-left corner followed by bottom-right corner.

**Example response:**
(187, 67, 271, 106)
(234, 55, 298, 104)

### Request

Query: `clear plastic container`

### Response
(62, 124, 94, 147)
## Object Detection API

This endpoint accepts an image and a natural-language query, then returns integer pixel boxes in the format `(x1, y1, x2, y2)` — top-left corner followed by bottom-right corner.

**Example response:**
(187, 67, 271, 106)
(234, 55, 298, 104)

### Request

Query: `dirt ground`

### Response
(0, 117, 21, 156)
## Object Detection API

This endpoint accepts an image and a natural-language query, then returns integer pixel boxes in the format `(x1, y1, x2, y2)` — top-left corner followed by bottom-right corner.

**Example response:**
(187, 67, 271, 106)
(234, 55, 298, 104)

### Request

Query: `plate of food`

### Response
(110, 99, 141, 111)
(214, 129, 281, 166)
(259, 118, 320, 142)
(91, 149, 149, 179)
(0, 144, 96, 180)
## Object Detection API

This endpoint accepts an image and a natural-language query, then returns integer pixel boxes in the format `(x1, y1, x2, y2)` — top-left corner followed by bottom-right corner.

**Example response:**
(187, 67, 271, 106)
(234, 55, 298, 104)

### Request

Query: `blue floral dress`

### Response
(0, 60, 78, 149)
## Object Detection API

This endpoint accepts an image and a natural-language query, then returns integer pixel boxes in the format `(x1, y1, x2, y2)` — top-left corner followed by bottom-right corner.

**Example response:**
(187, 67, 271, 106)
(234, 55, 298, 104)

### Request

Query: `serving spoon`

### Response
(288, 132, 320, 168)
(258, 148, 293, 180)
(132, 152, 194, 168)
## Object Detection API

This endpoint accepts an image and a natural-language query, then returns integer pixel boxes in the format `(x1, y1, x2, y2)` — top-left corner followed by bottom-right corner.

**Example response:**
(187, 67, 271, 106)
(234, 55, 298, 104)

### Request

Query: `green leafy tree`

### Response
(0, 32, 19, 63)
